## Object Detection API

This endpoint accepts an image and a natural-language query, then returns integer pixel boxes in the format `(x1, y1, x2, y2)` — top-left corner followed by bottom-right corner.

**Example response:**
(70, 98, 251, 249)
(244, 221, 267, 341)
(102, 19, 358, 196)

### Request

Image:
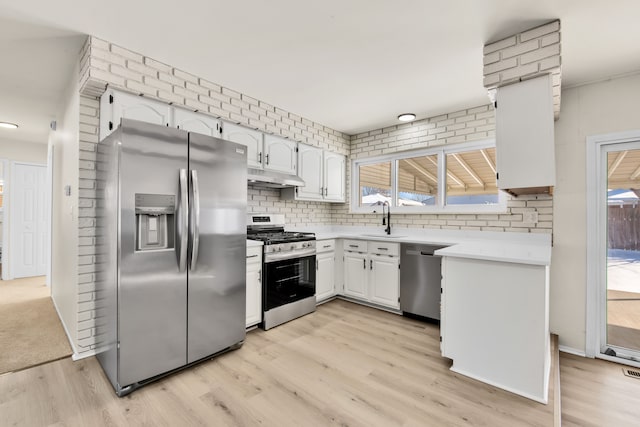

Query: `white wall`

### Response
(551, 72, 640, 352)
(0, 138, 47, 163)
(49, 62, 80, 353)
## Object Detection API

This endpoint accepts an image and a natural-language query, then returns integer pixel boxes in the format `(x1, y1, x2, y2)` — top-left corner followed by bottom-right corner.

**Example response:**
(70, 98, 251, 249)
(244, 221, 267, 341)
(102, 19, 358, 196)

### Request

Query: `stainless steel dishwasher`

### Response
(400, 244, 446, 320)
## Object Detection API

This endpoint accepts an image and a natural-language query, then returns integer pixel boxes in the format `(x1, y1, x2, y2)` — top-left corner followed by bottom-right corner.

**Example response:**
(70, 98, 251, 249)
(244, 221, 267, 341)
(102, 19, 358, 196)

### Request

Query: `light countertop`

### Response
(292, 226, 552, 266)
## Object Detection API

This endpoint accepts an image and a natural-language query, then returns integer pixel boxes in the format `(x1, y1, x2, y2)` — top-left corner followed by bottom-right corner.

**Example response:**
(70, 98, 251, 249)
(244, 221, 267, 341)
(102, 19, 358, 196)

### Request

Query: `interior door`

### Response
(10, 162, 47, 279)
(601, 141, 640, 361)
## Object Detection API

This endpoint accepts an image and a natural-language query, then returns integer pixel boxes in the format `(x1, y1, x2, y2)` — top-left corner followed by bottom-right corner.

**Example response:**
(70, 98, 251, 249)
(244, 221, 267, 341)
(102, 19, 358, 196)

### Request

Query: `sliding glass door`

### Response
(602, 142, 640, 361)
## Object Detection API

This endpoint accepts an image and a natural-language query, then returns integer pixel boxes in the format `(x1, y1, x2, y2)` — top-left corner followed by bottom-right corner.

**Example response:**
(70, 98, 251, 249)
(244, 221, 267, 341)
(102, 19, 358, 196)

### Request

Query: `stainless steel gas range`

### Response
(247, 214, 316, 330)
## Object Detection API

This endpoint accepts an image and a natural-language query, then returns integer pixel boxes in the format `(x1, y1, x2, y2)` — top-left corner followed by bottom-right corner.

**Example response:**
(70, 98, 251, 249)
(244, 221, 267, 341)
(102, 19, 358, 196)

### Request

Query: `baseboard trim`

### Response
(336, 296, 402, 315)
(450, 365, 548, 405)
(72, 349, 96, 361)
(50, 295, 79, 358)
(559, 345, 587, 357)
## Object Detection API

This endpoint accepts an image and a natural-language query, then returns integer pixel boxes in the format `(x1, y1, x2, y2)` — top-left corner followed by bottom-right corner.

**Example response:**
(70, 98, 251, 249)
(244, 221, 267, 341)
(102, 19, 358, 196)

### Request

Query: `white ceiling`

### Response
(1, 0, 640, 141)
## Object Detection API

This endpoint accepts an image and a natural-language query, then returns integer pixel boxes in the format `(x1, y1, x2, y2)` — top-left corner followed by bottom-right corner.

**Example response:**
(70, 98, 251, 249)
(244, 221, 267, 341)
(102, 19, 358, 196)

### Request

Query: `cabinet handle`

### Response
(316, 259, 319, 271)
(258, 152, 262, 163)
(349, 244, 358, 248)
(370, 259, 373, 270)
(324, 187, 328, 196)
(363, 259, 366, 269)
(377, 247, 388, 251)
(320, 186, 324, 196)
(265, 154, 269, 165)
(323, 244, 331, 248)
(246, 254, 258, 258)
(258, 270, 261, 282)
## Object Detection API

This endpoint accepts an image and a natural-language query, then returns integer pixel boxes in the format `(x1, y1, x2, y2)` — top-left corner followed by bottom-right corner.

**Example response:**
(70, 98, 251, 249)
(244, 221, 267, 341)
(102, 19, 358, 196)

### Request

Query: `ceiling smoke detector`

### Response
(0, 122, 19, 129)
(397, 113, 416, 122)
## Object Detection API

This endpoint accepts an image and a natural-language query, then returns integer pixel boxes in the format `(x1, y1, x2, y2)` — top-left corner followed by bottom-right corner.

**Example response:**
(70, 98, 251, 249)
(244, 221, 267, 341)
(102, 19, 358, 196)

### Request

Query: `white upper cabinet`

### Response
(297, 144, 324, 200)
(324, 151, 346, 202)
(100, 89, 171, 139)
(221, 122, 263, 169)
(495, 73, 555, 195)
(172, 107, 220, 137)
(282, 145, 345, 203)
(263, 135, 297, 175)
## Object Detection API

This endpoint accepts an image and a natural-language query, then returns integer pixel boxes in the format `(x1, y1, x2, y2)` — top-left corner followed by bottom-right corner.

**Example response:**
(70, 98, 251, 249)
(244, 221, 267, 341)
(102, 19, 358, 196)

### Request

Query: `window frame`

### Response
(350, 139, 507, 214)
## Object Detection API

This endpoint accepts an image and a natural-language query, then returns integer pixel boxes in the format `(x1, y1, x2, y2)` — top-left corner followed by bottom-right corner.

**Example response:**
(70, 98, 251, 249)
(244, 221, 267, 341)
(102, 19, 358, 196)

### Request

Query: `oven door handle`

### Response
(264, 249, 316, 263)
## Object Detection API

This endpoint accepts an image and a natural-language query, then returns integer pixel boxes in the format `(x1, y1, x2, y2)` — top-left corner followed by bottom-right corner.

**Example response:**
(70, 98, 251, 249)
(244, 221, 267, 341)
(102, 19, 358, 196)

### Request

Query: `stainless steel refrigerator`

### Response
(96, 119, 247, 396)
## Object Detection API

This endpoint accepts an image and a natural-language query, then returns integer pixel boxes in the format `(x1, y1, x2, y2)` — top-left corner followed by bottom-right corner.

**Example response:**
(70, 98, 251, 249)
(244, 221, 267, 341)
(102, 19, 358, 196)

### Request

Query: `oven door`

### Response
(263, 254, 316, 311)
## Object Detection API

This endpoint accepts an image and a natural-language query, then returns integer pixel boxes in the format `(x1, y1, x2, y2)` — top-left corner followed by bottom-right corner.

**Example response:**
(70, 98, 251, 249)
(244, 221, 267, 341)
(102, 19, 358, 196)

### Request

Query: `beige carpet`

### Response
(0, 276, 72, 375)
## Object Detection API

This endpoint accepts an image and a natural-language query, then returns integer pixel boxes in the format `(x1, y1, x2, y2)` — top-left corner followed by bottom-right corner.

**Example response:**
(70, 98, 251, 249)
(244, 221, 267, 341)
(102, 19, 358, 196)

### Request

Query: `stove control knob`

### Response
(291, 244, 296, 250)
(278, 247, 282, 252)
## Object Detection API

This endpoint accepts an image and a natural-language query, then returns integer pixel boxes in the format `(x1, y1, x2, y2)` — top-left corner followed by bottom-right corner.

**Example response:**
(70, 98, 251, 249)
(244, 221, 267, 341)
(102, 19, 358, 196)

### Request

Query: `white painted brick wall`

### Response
(336, 105, 553, 234)
(483, 20, 562, 117)
(73, 35, 553, 357)
(75, 36, 350, 355)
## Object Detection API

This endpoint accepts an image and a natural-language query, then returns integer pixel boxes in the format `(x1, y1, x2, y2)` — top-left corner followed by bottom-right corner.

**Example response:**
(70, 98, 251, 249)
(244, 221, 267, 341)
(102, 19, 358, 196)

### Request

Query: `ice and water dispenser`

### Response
(135, 193, 176, 251)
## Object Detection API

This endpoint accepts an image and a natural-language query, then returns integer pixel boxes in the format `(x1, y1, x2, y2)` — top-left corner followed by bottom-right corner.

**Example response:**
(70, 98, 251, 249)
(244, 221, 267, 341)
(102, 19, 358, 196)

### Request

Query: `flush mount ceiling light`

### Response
(0, 122, 19, 129)
(397, 113, 416, 122)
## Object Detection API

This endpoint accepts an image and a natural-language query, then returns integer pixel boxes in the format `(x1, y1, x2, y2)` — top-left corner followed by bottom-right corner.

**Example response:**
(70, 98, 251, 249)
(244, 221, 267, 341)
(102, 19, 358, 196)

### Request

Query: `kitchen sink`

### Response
(360, 234, 407, 239)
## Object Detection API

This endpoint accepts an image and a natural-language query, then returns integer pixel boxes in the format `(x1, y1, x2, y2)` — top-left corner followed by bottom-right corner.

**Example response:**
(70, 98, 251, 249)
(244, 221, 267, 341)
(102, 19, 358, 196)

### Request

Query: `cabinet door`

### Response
(245, 260, 262, 327)
(495, 73, 555, 191)
(297, 144, 324, 200)
(324, 151, 346, 202)
(369, 254, 400, 309)
(109, 90, 171, 136)
(222, 122, 263, 168)
(263, 134, 297, 175)
(343, 252, 368, 300)
(316, 251, 335, 302)
(173, 108, 221, 137)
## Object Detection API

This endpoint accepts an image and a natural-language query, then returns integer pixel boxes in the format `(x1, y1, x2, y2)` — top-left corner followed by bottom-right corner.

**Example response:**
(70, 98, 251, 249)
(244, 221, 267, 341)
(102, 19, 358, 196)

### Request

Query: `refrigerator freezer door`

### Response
(118, 120, 189, 386)
(187, 133, 247, 363)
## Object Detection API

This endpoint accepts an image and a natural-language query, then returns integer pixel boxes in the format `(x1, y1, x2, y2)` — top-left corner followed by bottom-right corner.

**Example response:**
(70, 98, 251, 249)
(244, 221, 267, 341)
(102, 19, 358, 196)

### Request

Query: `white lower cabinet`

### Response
(342, 240, 400, 309)
(315, 239, 336, 302)
(440, 255, 550, 403)
(369, 254, 400, 308)
(343, 251, 368, 300)
(246, 246, 262, 328)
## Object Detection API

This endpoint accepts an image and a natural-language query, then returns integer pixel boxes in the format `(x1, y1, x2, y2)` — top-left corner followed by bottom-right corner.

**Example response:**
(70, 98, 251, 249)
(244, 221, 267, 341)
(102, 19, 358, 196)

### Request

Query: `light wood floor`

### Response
(2, 299, 639, 426)
(607, 289, 640, 351)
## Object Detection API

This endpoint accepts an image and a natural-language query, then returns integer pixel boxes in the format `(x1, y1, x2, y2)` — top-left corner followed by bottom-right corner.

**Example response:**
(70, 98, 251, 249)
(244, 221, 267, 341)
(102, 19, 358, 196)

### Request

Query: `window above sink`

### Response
(351, 139, 507, 214)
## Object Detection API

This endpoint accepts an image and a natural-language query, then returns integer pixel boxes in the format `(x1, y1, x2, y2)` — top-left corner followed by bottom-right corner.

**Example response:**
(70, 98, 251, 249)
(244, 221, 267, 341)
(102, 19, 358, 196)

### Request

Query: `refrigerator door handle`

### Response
(189, 169, 201, 270)
(178, 168, 189, 271)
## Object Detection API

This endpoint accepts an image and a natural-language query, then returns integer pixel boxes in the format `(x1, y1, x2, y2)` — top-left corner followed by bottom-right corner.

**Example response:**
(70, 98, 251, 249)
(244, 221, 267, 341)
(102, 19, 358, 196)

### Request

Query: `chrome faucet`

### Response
(382, 201, 391, 235)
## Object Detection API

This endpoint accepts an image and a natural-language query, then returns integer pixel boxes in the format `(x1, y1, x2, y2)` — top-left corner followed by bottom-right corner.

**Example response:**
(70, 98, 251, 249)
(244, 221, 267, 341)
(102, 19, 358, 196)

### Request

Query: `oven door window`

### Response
(263, 255, 316, 310)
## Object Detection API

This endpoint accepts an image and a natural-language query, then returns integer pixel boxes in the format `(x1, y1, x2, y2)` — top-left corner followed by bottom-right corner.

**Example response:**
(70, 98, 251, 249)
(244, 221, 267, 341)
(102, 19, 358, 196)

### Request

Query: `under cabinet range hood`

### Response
(247, 167, 305, 188)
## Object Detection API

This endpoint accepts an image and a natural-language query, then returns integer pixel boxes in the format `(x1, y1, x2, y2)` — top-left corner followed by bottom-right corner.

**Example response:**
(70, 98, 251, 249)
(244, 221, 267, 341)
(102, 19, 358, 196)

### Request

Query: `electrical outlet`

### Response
(523, 211, 539, 224)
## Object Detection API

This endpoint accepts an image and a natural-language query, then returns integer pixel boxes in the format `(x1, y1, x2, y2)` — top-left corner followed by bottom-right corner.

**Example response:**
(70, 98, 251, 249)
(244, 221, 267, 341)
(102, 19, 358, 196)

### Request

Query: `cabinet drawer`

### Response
(317, 239, 335, 253)
(343, 239, 367, 252)
(246, 245, 262, 261)
(367, 241, 399, 256)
